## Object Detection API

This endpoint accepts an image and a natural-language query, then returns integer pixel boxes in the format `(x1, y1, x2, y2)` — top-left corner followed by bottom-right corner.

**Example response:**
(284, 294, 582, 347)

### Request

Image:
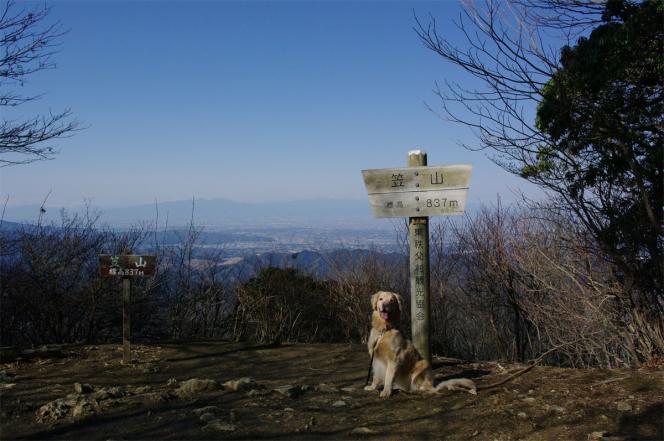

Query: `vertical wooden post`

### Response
(122, 276, 131, 364)
(408, 150, 431, 363)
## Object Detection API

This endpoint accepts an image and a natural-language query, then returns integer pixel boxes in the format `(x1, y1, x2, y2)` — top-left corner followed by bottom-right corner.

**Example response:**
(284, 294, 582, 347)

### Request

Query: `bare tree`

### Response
(413, 0, 603, 163)
(415, 0, 663, 361)
(0, 0, 78, 166)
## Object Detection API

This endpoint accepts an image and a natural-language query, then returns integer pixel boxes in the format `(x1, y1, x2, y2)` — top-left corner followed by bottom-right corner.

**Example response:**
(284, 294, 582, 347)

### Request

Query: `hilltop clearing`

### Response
(1, 342, 661, 440)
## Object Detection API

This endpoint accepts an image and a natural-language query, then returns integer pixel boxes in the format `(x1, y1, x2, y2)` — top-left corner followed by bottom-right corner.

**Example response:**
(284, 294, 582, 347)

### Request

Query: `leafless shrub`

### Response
(427, 202, 662, 367)
(324, 247, 408, 343)
(232, 267, 340, 343)
(154, 220, 232, 340)
(0, 209, 143, 345)
(427, 203, 533, 361)
(509, 212, 664, 367)
(3, 196, 658, 368)
(0, 205, 233, 345)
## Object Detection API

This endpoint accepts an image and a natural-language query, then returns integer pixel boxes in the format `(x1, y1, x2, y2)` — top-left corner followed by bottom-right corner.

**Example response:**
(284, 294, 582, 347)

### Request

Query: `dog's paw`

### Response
(379, 389, 392, 399)
(364, 385, 377, 391)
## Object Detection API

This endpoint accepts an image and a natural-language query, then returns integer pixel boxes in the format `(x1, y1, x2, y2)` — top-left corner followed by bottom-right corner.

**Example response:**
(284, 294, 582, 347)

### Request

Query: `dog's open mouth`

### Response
(380, 311, 389, 321)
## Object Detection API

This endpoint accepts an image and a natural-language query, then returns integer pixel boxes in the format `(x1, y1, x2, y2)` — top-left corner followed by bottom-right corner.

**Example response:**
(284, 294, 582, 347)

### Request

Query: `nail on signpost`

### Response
(361, 151, 472, 362)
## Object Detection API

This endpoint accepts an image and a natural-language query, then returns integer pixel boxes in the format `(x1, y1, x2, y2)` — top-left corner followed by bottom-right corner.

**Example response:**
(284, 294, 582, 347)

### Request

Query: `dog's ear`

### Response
(393, 293, 404, 313)
(371, 292, 381, 311)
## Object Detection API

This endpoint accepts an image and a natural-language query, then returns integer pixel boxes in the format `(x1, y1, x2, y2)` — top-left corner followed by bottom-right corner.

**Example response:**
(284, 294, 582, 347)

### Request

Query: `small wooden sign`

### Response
(361, 164, 472, 218)
(99, 255, 156, 277)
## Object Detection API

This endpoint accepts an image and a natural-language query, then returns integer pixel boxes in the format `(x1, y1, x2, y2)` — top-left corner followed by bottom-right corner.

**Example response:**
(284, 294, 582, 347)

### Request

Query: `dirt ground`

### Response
(0, 341, 662, 440)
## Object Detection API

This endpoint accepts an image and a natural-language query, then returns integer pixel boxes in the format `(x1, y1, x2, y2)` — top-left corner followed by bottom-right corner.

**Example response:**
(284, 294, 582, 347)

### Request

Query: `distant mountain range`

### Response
(2, 197, 387, 228)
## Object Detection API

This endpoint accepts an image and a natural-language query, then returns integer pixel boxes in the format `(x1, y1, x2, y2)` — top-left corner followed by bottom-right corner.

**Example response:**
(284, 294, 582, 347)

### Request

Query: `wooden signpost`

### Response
(99, 254, 156, 364)
(362, 151, 472, 362)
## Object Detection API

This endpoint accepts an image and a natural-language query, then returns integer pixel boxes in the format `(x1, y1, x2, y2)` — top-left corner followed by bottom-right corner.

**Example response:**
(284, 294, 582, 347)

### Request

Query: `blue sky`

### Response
(2, 0, 539, 209)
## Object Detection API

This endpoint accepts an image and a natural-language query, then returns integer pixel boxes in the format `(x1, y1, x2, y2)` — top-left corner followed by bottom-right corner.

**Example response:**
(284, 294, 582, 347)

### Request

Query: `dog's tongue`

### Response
(380, 311, 389, 321)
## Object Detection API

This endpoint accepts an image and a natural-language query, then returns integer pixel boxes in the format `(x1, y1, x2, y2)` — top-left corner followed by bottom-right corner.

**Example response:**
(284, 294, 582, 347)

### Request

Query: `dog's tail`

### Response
(434, 378, 477, 395)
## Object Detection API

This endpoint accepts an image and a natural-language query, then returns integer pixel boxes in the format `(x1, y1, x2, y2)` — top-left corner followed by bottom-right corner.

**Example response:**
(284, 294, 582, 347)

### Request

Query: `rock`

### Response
(202, 419, 236, 432)
(192, 406, 220, 416)
(223, 377, 256, 392)
(199, 413, 216, 423)
(517, 412, 527, 419)
(549, 405, 565, 413)
(140, 392, 172, 404)
(36, 393, 99, 423)
(167, 378, 178, 387)
(316, 383, 339, 393)
(528, 389, 535, 395)
(74, 383, 93, 394)
(303, 416, 317, 431)
(616, 401, 632, 412)
(523, 397, 536, 404)
(177, 378, 219, 396)
(134, 385, 152, 394)
(351, 427, 377, 435)
(450, 402, 467, 411)
(71, 401, 94, 418)
(246, 389, 268, 397)
(92, 389, 109, 401)
(274, 384, 302, 398)
(332, 400, 347, 407)
(36, 399, 71, 423)
(588, 432, 615, 441)
(284, 407, 295, 412)
(101, 398, 123, 409)
(105, 387, 127, 398)
(0, 383, 16, 390)
(0, 370, 15, 382)
(340, 386, 356, 393)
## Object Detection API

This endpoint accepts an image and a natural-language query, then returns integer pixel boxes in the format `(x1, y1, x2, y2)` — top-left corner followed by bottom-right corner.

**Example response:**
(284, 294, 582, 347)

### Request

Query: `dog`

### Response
(364, 291, 476, 398)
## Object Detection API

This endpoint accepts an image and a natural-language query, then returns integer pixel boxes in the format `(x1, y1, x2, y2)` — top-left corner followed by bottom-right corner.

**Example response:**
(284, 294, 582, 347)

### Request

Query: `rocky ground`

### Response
(0, 341, 662, 440)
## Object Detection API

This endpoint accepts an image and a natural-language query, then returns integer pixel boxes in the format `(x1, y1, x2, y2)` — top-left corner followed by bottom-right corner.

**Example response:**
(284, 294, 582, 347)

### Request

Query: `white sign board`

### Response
(362, 164, 472, 218)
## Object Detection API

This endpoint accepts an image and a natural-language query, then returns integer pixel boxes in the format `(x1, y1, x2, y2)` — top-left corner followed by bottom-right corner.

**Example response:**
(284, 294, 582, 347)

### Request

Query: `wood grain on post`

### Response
(122, 277, 131, 364)
(408, 150, 431, 363)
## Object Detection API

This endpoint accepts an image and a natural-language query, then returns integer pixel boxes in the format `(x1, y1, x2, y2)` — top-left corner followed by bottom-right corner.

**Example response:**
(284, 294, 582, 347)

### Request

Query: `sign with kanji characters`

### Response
(99, 255, 156, 277)
(362, 151, 472, 363)
(411, 221, 428, 323)
(361, 164, 472, 218)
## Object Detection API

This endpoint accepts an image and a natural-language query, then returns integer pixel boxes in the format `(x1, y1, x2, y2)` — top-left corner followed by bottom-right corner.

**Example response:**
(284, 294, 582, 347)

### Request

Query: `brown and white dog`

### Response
(364, 291, 476, 398)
